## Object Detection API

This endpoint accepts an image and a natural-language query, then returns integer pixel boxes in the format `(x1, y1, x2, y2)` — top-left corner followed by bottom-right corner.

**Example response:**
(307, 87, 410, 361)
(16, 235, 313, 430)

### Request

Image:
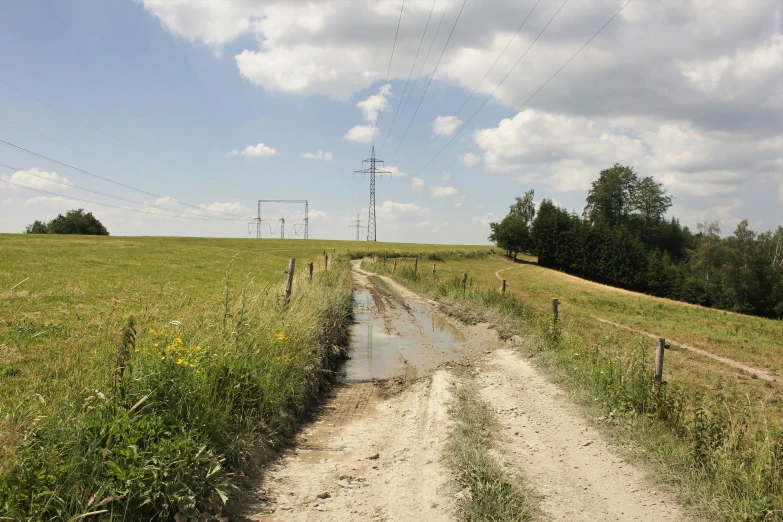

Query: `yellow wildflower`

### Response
(275, 332, 287, 342)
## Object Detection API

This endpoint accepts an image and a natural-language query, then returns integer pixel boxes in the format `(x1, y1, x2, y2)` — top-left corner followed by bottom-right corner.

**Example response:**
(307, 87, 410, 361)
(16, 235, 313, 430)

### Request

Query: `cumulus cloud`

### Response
(472, 212, 498, 226)
(344, 125, 375, 143)
(173, 201, 253, 218)
(24, 195, 78, 208)
(377, 200, 429, 219)
(1, 168, 71, 192)
(308, 209, 330, 222)
(300, 149, 333, 160)
(411, 177, 424, 191)
(432, 115, 463, 137)
(461, 153, 480, 168)
(384, 165, 405, 177)
(431, 185, 465, 207)
(226, 142, 278, 158)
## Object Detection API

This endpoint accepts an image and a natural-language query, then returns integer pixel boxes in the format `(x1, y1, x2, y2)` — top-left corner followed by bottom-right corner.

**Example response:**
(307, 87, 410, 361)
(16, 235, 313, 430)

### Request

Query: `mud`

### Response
(235, 261, 694, 522)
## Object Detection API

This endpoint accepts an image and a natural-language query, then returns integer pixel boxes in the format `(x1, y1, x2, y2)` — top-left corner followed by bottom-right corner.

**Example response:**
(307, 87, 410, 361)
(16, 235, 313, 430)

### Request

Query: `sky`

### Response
(0, 0, 781, 244)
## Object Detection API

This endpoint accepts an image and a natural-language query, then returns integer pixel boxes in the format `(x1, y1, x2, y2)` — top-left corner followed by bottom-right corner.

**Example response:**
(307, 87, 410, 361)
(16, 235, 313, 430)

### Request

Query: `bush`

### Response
(25, 209, 109, 235)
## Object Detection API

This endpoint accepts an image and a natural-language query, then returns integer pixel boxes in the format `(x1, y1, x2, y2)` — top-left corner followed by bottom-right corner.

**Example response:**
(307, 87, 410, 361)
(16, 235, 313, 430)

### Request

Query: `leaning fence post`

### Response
(432, 263, 436, 280)
(654, 338, 665, 384)
(414, 257, 418, 274)
(501, 279, 507, 294)
(284, 258, 296, 306)
(462, 273, 468, 292)
(308, 262, 313, 281)
(552, 298, 559, 321)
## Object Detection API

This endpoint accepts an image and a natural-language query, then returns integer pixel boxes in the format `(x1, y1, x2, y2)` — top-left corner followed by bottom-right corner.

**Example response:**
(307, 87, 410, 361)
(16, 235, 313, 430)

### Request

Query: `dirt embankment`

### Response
(235, 262, 693, 521)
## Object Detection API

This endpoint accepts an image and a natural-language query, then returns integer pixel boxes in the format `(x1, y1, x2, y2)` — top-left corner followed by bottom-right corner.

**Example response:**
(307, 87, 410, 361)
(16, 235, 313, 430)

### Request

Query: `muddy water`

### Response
(341, 283, 472, 382)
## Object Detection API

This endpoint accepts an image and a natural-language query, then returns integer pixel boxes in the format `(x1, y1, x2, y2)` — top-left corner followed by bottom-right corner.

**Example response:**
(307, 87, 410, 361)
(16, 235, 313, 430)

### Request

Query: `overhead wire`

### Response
(370, 0, 406, 150)
(408, 0, 542, 165)
(415, 0, 569, 175)
(440, 0, 635, 173)
(379, 0, 439, 152)
(387, 0, 468, 164)
(0, 162, 244, 221)
(0, 79, 246, 194)
(381, 0, 454, 157)
(0, 140, 254, 219)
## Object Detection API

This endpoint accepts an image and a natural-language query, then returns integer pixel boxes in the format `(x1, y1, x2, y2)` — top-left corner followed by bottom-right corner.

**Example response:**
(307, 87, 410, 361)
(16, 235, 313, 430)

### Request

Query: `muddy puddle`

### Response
(340, 281, 475, 382)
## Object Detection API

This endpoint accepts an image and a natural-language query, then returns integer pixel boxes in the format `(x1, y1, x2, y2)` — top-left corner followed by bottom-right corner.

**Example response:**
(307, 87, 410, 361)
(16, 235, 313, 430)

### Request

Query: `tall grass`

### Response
(0, 256, 352, 520)
(366, 259, 783, 522)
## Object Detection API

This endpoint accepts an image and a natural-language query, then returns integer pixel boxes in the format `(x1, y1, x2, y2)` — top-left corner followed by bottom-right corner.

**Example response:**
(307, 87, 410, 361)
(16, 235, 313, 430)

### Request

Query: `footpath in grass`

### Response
(363, 255, 783, 522)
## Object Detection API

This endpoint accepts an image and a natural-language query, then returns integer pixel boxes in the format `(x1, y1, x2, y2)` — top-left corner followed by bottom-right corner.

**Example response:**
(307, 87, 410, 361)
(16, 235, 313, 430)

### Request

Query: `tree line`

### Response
(490, 164, 783, 319)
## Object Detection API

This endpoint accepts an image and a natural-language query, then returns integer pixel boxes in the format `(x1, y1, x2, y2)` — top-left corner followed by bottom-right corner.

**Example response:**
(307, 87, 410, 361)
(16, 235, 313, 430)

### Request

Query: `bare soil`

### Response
(235, 262, 695, 521)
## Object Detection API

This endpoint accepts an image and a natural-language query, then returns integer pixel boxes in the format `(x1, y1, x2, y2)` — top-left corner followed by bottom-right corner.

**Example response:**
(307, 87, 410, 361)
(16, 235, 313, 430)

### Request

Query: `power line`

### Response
(442, 0, 634, 173)
(387, 0, 468, 163)
(0, 180, 247, 222)
(416, 0, 569, 174)
(0, 163, 244, 221)
(408, 0, 542, 165)
(370, 0, 406, 149)
(379, 0, 439, 152)
(381, 0, 454, 155)
(0, 79, 246, 193)
(0, 116, 224, 201)
(0, 140, 254, 219)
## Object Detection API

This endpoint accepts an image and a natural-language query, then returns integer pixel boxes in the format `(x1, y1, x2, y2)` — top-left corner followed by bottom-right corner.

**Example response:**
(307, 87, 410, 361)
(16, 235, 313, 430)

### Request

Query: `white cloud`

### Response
(411, 177, 424, 191)
(441, 171, 451, 181)
(384, 165, 405, 177)
(226, 142, 278, 157)
(432, 115, 463, 137)
(154, 196, 179, 208)
(431, 186, 458, 198)
(1, 168, 71, 192)
(308, 209, 330, 222)
(377, 200, 429, 219)
(176, 201, 253, 218)
(461, 153, 480, 168)
(357, 85, 392, 123)
(24, 195, 78, 208)
(472, 212, 498, 226)
(344, 125, 375, 143)
(300, 149, 333, 160)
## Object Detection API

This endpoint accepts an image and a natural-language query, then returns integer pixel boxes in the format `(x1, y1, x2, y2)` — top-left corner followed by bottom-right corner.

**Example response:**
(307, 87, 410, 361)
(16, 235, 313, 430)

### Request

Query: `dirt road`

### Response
(235, 263, 692, 521)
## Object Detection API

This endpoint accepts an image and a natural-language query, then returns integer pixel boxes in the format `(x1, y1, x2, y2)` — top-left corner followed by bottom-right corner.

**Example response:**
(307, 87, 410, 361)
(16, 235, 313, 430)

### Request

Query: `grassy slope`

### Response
(364, 256, 783, 521)
(0, 234, 491, 520)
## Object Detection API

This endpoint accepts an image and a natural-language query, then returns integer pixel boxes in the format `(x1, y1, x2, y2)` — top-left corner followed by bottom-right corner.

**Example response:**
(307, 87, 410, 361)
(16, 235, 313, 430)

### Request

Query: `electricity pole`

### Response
(279, 218, 285, 239)
(354, 146, 389, 242)
(349, 213, 364, 241)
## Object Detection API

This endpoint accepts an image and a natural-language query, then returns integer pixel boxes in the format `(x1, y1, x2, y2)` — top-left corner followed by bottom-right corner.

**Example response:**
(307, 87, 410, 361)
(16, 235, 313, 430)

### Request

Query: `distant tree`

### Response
(489, 213, 529, 260)
(630, 176, 672, 224)
(509, 189, 536, 224)
(694, 220, 721, 293)
(25, 209, 109, 235)
(24, 220, 48, 234)
(584, 164, 638, 227)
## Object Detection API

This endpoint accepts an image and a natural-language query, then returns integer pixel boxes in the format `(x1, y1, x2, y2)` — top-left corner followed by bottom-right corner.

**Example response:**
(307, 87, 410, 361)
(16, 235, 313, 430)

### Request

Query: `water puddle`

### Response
(340, 283, 475, 382)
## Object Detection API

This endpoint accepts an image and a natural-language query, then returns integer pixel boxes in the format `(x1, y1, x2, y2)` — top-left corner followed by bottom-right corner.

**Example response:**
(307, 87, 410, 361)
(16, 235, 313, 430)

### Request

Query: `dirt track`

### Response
(235, 262, 693, 521)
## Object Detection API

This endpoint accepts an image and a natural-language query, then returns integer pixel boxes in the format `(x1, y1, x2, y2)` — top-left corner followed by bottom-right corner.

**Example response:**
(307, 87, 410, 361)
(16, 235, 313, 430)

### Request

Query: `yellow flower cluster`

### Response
(275, 331, 287, 342)
(142, 329, 202, 371)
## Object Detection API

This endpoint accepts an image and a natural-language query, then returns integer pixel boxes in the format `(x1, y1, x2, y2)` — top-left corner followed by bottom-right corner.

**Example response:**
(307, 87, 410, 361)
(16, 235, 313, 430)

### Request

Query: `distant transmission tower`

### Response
(354, 146, 389, 241)
(349, 213, 364, 241)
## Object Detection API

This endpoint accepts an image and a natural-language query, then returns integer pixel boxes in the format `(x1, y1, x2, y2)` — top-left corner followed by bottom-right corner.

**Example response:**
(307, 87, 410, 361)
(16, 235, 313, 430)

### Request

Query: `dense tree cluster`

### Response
(490, 164, 783, 319)
(25, 209, 109, 236)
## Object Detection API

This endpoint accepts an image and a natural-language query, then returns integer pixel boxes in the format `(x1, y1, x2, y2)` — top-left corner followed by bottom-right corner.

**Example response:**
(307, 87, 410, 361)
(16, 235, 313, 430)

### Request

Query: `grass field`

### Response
(0, 234, 492, 520)
(362, 255, 783, 521)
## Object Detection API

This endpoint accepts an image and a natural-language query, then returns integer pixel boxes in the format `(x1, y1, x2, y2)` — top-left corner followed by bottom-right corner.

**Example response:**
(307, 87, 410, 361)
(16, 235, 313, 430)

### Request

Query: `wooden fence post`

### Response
(414, 257, 418, 274)
(284, 258, 296, 306)
(501, 279, 507, 294)
(324, 254, 329, 271)
(462, 273, 468, 292)
(552, 298, 559, 321)
(432, 263, 436, 280)
(308, 262, 313, 281)
(654, 338, 665, 384)
(393, 260, 397, 273)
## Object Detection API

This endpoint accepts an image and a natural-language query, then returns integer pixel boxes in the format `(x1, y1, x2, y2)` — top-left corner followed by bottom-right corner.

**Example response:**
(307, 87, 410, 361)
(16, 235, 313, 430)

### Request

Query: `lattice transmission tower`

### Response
(354, 146, 389, 241)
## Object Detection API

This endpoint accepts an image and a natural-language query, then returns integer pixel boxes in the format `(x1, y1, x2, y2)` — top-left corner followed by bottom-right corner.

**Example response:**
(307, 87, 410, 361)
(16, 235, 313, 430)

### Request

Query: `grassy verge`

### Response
(364, 257, 783, 522)
(449, 384, 531, 522)
(0, 251, 352, 520)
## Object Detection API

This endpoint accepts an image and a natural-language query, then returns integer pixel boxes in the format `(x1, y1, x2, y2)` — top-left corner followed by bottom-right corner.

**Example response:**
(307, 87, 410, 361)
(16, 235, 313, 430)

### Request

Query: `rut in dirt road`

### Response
(234, 263, 694, 522)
